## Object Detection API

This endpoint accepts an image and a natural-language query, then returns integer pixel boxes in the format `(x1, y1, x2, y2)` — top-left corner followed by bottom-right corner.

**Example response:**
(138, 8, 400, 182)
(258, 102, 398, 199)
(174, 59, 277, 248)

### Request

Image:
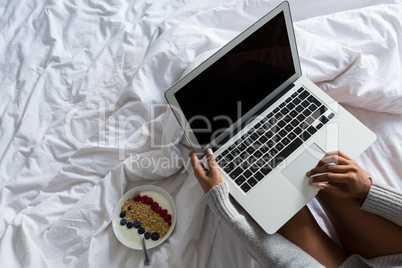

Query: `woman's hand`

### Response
(190, 149, 225, 193)
(306, 151, 372, 200)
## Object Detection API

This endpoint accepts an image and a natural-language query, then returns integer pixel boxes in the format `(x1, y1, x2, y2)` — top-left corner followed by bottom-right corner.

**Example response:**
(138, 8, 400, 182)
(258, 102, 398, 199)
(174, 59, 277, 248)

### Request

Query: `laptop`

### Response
(165, 1, 376, 234)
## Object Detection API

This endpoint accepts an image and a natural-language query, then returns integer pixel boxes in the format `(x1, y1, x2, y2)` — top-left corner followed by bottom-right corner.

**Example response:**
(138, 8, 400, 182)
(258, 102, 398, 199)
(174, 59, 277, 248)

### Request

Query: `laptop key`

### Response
(319, 105, 328, 114)
(241, 183, 251, 193)
(311, 109, 323, 120)
(243, 169, 252, 178)
(305, 116, 314, 125)
(290, 119, 299, 127)
(308, 95, 322, 107)
(254, 150, 262, 158)
(281, 107, 290, 114)
(275, 137, 303, 163)
(279, 130, 287, 137)
(223, 163, 234, 173)
(297, 114, 305, 122)
(295, 105, 303, 112)
(247, 178, 257, 187)
(250, 163, 259, 172)
(286, 102, 295, 110)
(307, 126, 317, 135)
(302, 109, 311, 117)
(293, 98, 301, 106)
(260, 165, 273, 176)
(282, 137, 290, 145)
(301, 100, 309, 108)
(229, 167, 243, 179)
(258, 135, 268, 143)
(255, 171, 264, 181)
(250, 133, 259, 141)
(285, 124, 293, 132)
(275, 143, 284, 151)
(299, 90, 309, 100)
(302, 131, 312, 141)
(320, 115, 329, 124)
(235, 175, 246, 186)
(287, 132, 296, 140)
(269, 148, 278, 156)
(260, 145, 269, 153)
(294, 127, 302, 134)
(283, 115, 291, 123)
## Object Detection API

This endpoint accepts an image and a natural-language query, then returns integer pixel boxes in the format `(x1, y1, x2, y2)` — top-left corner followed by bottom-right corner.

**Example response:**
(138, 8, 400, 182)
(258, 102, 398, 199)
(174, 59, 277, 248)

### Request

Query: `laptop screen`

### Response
(174, 11, 295, 147)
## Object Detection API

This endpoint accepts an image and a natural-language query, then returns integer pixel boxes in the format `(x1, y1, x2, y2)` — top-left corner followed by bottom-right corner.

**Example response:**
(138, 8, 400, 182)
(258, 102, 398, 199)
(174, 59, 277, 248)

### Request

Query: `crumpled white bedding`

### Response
(0, 0, 401, 267)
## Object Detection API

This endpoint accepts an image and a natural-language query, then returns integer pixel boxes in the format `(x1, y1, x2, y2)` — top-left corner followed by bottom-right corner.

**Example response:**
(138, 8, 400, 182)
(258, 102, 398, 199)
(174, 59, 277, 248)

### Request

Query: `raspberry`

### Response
(164, 214, 172, 222)
(146, 197, 153, 205)
(133, 195, 141, 202)
(155, 207, 161, 213)
(151, 202, 159, 210)
(141, 195, 148, 203)
(160, 209, 167, 217)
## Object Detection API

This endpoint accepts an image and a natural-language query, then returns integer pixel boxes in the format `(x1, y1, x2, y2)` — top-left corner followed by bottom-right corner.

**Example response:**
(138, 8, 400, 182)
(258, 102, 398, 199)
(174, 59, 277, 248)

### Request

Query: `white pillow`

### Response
(295, 4, 402, 114)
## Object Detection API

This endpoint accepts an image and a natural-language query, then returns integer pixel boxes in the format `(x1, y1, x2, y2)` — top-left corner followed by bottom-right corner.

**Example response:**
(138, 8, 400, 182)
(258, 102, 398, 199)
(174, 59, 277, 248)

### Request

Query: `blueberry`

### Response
(151, 232, 160, 241)
(120, 218, 127, 226)
(144, 232, 151, 240)
(126, 221, 134, 229)
(133, 220, 141, 228)
(119, 211, 126, 218)
(138, 227, 145, 235)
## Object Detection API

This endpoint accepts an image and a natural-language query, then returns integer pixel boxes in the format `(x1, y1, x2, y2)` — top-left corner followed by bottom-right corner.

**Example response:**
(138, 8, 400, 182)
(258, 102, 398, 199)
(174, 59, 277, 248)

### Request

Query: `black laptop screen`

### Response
(174, 11, 295, 147)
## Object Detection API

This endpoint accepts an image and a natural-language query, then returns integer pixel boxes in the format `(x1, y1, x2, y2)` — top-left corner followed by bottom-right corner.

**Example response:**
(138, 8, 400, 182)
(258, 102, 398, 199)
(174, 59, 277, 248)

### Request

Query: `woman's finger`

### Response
(323, 151, 352, 160)
(307, 164, 352, 176)
(315, 155, 349, 167)
(206, 148, 219, 174)
(190, 151, 206, 176)
(316, 183, 349, 198)
(309, 172, 348, 184)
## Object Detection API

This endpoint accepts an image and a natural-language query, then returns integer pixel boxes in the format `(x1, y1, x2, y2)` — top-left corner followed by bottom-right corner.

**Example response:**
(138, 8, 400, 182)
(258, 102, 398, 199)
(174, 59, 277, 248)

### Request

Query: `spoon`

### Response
(142, 237, 151, 266)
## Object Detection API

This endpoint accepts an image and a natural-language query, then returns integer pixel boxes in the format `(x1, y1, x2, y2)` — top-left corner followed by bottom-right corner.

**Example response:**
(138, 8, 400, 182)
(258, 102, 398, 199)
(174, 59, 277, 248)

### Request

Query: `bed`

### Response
(1, 0, 401, 267)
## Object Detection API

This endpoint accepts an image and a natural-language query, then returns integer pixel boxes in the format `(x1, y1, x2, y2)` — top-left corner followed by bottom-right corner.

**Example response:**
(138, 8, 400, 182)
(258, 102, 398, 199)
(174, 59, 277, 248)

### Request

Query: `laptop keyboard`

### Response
(215, 87, 335, 193)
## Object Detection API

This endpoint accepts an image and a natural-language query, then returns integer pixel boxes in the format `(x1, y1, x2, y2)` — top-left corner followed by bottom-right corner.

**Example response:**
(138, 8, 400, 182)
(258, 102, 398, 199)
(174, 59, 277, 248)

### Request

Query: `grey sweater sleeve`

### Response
(360, 177, 402, 226)
(204, 181, 323, 268)
(204, 180, 402, 268)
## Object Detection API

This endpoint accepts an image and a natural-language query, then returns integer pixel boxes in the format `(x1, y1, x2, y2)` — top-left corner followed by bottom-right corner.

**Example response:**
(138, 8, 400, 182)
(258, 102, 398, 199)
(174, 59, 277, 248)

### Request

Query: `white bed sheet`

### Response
(0, 0, 401, 267)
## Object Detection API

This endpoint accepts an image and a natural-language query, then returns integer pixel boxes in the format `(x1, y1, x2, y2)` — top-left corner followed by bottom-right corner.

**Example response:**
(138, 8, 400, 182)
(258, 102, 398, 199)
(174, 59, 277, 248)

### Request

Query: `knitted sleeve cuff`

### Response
(203, 181, 240, 222)
(360, 177, 402, 226)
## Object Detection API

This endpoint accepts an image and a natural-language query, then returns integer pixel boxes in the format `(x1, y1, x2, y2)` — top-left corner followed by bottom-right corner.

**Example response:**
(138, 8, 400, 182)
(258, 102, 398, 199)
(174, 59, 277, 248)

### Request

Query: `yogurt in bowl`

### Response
(112, 185, 176, 250)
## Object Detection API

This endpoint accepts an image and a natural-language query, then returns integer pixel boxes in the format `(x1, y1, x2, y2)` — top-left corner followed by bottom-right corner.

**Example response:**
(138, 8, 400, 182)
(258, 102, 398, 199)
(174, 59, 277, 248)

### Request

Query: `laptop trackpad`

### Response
(281, 143, 325, 197)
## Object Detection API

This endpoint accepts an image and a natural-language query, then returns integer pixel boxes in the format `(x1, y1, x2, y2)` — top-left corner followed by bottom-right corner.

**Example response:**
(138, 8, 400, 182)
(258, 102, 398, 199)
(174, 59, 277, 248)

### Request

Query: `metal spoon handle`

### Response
(142, 237, 151, 266)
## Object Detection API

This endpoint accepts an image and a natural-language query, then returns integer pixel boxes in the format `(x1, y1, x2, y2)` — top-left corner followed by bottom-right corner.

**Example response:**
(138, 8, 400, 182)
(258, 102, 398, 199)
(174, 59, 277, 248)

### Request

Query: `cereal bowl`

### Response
(112, 185, 176, 250)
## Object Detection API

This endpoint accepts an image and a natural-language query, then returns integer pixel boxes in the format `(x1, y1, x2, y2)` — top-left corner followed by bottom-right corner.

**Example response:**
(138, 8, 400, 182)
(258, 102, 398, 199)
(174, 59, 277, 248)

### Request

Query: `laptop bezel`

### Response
(165, 1, 301, 158)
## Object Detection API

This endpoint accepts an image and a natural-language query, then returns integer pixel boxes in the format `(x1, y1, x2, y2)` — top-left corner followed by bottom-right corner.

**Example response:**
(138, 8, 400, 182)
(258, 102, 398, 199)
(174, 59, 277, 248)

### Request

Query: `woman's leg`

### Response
(317, 192, 402, 259)
(278, 206, 347, 268)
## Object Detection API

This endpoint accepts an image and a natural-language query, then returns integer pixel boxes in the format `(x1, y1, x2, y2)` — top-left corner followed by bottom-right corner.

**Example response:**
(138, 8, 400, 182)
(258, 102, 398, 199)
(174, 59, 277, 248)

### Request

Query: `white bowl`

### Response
(112, 185, 176, 250)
